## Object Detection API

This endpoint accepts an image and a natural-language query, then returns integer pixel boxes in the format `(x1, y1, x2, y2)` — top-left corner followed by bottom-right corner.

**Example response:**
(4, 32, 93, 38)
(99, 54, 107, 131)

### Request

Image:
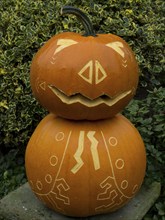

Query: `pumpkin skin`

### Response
(30, 32, 139, 120)
(25, 113, 146, 217)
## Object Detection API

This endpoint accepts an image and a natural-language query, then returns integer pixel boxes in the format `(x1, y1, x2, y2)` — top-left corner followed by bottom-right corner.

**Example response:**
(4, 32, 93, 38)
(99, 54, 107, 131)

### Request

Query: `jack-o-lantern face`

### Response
(30, 7, 139, 120)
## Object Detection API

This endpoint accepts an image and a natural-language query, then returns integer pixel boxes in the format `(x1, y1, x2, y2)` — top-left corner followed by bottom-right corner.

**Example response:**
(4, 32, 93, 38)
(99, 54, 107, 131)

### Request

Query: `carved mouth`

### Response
(48, 85, 132, 107)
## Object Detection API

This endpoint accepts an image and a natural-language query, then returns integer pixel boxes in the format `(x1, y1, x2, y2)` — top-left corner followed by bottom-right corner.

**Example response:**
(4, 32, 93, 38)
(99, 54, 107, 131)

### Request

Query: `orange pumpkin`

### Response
(25, 113, 146, 217)
(30, 6, 139, 120)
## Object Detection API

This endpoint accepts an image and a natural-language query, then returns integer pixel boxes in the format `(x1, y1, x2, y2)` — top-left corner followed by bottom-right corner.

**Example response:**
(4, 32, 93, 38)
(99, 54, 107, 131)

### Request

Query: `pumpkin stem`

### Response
(61, 6, 96, 37)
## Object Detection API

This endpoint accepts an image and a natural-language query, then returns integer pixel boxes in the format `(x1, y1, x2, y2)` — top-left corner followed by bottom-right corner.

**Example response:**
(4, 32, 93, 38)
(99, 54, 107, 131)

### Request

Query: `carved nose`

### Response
(78, 60, 107, 85)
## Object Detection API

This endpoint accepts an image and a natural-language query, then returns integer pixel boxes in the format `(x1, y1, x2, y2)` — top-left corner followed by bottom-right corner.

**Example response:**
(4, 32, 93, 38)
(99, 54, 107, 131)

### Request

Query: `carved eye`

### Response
(50, 39, 78, 64)
(106, 41, 125, 58)
(54, 39, 78, 55)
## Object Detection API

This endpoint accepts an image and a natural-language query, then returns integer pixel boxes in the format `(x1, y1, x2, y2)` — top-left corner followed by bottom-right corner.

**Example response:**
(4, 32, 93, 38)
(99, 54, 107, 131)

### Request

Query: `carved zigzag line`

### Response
(71, 131, 85, 174)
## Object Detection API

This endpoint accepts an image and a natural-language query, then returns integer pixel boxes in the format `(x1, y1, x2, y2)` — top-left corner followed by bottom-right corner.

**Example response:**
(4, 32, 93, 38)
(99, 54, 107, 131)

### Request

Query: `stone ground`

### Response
(0, 182, 161, 220)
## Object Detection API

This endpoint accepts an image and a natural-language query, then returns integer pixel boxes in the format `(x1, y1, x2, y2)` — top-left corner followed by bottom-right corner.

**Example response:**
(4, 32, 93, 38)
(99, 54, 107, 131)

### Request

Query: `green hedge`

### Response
(0, 0, 165, 219)
(0, 0, 164, 151)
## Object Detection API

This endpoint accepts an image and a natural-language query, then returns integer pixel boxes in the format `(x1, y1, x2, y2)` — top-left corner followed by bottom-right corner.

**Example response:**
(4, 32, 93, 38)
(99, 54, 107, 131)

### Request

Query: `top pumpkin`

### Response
(30, 6, 139, 120)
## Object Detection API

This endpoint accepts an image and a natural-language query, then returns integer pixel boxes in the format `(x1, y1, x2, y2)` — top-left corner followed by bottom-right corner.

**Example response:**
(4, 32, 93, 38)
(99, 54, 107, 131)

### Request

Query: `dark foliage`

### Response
(0, 0, 164, 218)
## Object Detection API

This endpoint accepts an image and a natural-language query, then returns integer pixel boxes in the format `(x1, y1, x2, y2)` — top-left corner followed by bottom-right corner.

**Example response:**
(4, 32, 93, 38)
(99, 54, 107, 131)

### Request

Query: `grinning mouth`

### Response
(48, 85, 132, 107)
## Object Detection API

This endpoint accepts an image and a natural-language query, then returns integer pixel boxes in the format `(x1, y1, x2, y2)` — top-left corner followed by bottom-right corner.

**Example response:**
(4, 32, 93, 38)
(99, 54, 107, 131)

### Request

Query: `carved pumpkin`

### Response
(30, 6, 139, 120)
(25, 113, 146, 217)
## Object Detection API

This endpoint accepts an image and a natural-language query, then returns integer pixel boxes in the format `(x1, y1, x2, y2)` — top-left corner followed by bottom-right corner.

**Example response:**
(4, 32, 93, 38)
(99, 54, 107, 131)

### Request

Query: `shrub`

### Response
(0, 0, 164, 151)
(0, 150, 26, 198)
(124, 87, 165, 180)
(124, 87, 165, 220)
(0, 0, 164, 218)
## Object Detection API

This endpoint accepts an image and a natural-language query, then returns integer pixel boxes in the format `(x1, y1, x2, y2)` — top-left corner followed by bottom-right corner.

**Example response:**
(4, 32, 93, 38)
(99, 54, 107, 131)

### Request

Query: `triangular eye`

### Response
(54, 39, 78, 55)
(106, 41, 125, 58)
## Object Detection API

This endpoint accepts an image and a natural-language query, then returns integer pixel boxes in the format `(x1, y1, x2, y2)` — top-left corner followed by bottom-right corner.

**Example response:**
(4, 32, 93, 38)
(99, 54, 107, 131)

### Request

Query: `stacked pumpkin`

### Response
(25, 6, 146, 217)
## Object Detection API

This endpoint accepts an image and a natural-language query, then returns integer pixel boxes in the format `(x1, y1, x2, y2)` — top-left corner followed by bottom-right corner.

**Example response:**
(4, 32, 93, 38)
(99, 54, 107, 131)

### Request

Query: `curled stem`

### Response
(61, 6, 96, 37)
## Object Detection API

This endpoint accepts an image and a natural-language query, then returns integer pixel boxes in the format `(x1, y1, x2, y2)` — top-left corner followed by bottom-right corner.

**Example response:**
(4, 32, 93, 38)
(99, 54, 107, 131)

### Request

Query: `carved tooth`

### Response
(48, 85, 132, 107)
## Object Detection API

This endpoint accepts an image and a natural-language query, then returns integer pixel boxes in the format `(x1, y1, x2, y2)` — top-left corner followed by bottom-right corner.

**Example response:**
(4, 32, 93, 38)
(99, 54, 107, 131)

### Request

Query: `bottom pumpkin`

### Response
(25, 113, 146, 217)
